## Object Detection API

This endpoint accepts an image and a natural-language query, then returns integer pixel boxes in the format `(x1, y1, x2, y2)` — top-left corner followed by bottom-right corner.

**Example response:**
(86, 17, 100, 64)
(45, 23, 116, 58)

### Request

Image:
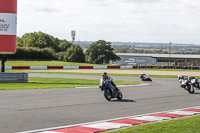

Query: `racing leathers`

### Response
(99, 76, 118, 92)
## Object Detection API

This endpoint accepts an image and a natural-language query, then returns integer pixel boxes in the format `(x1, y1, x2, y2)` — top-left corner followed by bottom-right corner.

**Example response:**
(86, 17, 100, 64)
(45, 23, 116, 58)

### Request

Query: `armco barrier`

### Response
(0, 66, 135, 70)
(47, 66, 63, 69)
(107, 66, 121, 69)
(30, 66, 47, 69)
(2, 65, 199, 70)
(12, 66, 30, 69)
(63, 66, 79, 69)
(5, 66, 12, 70)
(93, 66, 108, 69)
(120, 66, 133, 69)
(79, 66, 94, 69)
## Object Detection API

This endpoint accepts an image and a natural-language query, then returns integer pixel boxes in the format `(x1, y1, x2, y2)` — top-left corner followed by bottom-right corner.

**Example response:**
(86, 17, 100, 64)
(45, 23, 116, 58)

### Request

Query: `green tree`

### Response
(58, 40, 73, 52)
(85, 40, 121, 64)
(16, 37, 23, 47)
(20, 31, 60, 51)
(64, 45, 85, 62)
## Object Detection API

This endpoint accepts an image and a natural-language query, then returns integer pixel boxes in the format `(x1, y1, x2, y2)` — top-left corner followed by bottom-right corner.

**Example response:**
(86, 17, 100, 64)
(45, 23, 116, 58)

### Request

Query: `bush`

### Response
(64, 45, 85, 62)
(56, 52, 66, 61)
(8, 47, 57, 60)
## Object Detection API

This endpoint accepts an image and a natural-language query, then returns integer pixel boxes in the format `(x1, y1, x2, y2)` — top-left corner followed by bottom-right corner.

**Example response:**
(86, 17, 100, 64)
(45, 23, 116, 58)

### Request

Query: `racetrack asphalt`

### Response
(0, 73, 200, 133)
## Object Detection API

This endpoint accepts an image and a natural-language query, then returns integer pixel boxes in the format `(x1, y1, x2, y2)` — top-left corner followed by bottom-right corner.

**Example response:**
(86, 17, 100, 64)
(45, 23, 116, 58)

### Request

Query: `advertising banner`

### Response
(0, 0, 17, 54)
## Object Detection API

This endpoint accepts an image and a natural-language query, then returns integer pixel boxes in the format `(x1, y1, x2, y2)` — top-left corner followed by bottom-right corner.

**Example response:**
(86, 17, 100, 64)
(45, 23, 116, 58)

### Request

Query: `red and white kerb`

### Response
(0, 0, 17, 54)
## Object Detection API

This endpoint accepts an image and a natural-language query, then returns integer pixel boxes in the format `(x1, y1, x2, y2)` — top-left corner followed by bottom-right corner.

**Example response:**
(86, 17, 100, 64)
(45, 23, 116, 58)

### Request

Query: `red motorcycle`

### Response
(139, 74, 152, 82)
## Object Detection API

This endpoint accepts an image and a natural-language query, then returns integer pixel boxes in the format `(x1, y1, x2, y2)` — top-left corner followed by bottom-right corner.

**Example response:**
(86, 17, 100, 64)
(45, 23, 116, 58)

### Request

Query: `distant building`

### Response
(111, 53, 200, 66)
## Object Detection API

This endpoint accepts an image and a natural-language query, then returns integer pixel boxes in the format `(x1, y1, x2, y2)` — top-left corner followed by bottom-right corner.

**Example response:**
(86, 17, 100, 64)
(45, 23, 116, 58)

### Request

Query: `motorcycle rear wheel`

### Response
(187, 86, 194, 94)
(117, 91, 123, 100)
(189, 89, 194, 94)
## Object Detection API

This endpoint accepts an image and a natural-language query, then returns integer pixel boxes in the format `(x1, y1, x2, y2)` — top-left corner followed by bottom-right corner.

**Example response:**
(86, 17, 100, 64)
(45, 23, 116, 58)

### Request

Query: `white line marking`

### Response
(83, 122, 131, 130)
(168, 111, 199, 115)
(130, 116, 171, 121)
(37, 131, 57, 133)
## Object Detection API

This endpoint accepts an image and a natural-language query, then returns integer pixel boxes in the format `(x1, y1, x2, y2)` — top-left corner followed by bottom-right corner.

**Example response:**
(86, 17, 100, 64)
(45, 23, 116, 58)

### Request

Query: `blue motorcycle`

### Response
(103, 79, 123, 101)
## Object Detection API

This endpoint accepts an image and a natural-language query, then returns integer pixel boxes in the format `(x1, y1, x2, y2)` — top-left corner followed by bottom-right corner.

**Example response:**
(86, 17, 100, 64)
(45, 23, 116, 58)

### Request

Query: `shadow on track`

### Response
(191, 92, 200, 95)
(111, 99, 136, 102)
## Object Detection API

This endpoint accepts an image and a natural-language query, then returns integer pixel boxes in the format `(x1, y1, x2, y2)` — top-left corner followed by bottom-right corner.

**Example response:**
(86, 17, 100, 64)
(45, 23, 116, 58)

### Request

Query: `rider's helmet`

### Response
(178, 75, 181, 80)
(140, 73, 144, 78)
(189, 75, 192, 80)
(102, 72, 108, 79)
(183, 76, 187, 80)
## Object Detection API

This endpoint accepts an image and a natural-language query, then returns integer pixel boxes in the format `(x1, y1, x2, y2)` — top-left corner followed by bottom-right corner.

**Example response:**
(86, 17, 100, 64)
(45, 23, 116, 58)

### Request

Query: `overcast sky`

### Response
(17, 0, 200, 44)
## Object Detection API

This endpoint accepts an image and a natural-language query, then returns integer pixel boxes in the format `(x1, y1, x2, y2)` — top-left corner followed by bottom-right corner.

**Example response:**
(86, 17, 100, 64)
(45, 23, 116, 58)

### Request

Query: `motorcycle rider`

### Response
(178, 75, 194, 93)
(178, 75, 187, 87)
(139, 73, 144, 79)
(188, 75, 195, 82)
(178, 75, 183, 84)
(178, 75, 188, 81)
(178, 75, 182, 80)
(188, 75, 200, 89)
(99, 72, 118, 92)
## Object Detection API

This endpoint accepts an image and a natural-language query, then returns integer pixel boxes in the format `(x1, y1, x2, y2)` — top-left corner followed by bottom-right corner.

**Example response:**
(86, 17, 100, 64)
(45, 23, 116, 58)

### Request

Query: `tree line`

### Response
(113, 45, 170, 54)
(113, 45, 200, 54)
(11, 31, 120, 64)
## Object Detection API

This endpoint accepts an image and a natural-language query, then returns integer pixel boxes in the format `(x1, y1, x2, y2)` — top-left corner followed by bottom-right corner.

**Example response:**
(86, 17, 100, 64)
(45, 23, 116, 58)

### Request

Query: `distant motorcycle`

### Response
(179, 76, 194, 94)
(103, 79, 123, 101)
(189, 77, 200, 89)
(139, 74, 152, 82)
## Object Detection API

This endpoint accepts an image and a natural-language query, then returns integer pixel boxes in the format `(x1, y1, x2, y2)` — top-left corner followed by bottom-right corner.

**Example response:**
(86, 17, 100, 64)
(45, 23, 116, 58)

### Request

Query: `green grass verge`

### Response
(106, 115, 200, 133)
(0, 77, 140, 90)
(5, 60, 107, 66)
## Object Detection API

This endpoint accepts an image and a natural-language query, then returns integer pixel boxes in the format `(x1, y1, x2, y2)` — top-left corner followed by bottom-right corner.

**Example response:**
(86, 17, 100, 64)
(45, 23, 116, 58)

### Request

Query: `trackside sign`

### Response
(0, 13, 17, 35)
(0, 0, 17, 54)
